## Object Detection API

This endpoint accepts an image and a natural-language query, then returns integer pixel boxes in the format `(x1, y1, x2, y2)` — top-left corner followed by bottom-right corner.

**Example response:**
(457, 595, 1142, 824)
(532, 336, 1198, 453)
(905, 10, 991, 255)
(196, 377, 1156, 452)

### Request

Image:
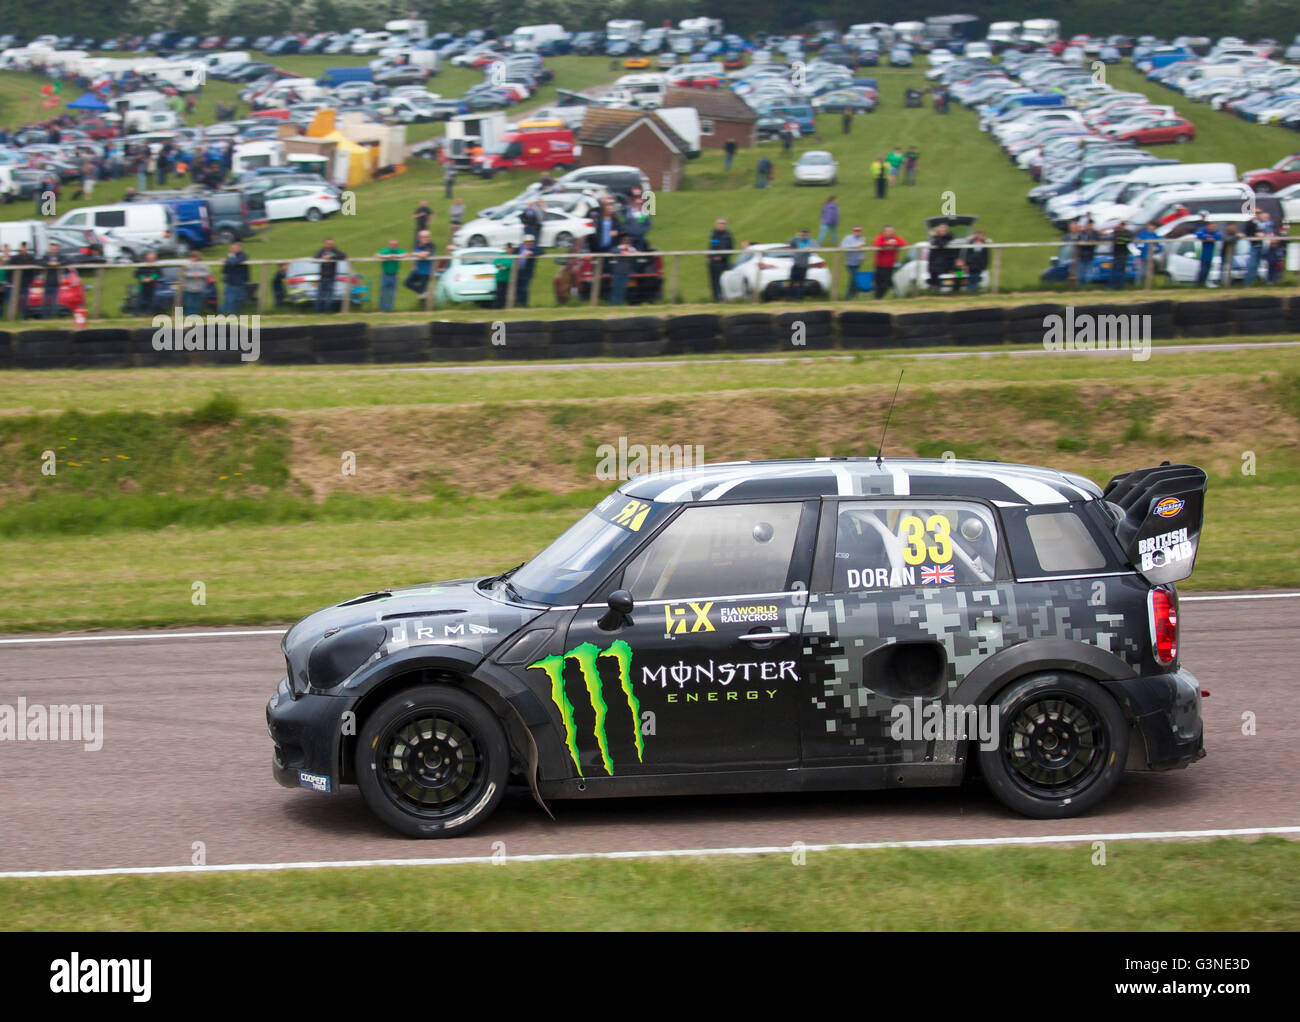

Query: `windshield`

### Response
(510, 493, 669, 604)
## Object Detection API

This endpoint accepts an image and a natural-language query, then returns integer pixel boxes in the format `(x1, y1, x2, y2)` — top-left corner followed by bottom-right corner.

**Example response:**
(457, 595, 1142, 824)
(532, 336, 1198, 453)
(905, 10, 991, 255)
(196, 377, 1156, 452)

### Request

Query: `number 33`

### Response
(900, 514, 953, 565)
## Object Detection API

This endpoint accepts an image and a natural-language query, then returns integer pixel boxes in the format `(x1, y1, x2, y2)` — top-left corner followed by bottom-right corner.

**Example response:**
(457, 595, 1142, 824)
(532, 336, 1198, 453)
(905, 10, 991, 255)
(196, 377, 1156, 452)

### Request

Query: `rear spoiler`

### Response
(1102, 463, 1207, 585)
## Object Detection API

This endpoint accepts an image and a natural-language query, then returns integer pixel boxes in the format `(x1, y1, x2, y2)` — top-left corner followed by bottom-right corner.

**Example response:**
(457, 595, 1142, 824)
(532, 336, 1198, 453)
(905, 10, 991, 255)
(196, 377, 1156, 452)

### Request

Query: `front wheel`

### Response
(305, 207, 323, 222)
(1175, 134, 1191, 144)
(554, 231, 573, 248)
(355, 684, 510, 838)
(978, 672, 1129, 819)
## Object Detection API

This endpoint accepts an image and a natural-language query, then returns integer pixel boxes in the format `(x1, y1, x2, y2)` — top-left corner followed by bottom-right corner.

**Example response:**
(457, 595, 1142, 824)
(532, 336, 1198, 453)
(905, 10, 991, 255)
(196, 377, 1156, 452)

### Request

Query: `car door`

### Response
(553, 499, 818, 776)
(800, 498, 1007, 766)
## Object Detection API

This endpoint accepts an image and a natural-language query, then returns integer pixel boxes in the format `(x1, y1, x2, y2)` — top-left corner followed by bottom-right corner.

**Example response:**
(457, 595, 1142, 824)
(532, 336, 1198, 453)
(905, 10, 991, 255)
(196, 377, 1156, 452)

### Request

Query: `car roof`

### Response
(619, 458, 1102, 506)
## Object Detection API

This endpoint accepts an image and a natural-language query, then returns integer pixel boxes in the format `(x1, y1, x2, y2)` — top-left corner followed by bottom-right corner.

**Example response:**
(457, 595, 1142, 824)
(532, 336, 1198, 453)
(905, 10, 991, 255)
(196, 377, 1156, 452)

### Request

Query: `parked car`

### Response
(453, 205, 594, 250)
(1243, 153, 1300, 193)
(434, 246, 504, 306)
(793, 150, 839, 185)
(718, 242, 832, 300)
(1114, 115, 1196, 144)
(261, 183, 342, 221)
(279, 258, 370, 309)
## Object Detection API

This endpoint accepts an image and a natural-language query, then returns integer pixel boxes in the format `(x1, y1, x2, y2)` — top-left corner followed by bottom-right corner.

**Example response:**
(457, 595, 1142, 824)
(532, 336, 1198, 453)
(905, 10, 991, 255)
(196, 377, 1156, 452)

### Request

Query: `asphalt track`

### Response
(0, 596, 1296, 874)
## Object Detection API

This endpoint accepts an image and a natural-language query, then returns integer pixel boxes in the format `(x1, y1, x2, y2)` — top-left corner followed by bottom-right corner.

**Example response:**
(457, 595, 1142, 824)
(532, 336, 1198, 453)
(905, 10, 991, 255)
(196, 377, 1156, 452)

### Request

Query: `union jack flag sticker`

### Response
(920, 564, 956, 585)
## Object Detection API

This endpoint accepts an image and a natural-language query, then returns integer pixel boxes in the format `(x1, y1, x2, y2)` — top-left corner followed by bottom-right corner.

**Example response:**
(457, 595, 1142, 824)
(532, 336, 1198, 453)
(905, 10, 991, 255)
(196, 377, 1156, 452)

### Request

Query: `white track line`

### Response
(1, 592, 1296, 645)
(3, 826, 1298, 880)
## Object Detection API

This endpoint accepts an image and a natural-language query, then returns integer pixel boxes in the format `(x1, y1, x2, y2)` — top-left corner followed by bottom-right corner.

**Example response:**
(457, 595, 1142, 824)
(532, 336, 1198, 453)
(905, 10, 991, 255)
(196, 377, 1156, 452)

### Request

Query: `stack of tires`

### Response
(776, 309, 834, 350)
(548, 319, 605, 359)
(1126, 299, 1176, 339)
(491, 318, 550, 360)
(1174, 299, 1231, 338)
(1231, 296, 1286, 335)
(604, 316, 665, 358)
(430, 321, 491, 361)
(0, 331, 11, 370)
(369, 323, 430, 363)
(838, 310, 894, 349)
(310, 322, 369, 364)
(1286, 296, 1300, 335)
(71, 328, 134, 368)
(258, 324, 314, 364)
(12, 330, 79, 369)
(722, 312, 776, 352)
(892, 310, 952, 348)
(1005, 303, 1062, 347)
(663, 313, 721, 355)
(948, 307, 1007, 347)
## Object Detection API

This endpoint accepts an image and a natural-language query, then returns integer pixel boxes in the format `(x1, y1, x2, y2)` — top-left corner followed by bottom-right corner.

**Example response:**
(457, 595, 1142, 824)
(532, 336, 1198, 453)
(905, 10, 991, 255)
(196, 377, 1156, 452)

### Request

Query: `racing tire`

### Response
(305, 207, 323, 222)
(468, 235, 487, 247)
(979, 672, 1129, 819)
(355, 684, 510, 838)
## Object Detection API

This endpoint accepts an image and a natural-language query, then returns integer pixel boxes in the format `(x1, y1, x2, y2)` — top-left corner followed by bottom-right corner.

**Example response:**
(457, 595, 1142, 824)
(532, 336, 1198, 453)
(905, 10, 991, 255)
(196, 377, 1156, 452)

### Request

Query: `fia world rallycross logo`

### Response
(528, 641, 644, 778)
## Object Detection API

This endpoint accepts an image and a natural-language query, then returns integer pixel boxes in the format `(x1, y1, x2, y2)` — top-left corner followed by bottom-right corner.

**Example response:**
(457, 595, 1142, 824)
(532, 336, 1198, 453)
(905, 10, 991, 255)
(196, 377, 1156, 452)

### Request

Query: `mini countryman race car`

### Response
(267, 459, 1207, 837)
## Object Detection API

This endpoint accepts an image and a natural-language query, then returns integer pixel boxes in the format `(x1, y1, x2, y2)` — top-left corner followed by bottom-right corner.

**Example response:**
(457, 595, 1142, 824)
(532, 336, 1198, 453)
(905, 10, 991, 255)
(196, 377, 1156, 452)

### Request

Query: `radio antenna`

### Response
(875, 370, 904, 468)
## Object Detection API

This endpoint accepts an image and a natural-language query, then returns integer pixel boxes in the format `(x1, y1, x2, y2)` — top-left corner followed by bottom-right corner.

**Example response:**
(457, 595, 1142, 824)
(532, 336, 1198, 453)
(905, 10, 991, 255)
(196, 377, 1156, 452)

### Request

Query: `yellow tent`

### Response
(306, 109, 377, 188)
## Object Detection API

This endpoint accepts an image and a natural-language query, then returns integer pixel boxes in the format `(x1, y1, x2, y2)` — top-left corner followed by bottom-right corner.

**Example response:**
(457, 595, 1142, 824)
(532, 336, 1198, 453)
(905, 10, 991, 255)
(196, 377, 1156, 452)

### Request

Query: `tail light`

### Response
(759, 261, 776, 269)
(1149, 587, 1179, 665)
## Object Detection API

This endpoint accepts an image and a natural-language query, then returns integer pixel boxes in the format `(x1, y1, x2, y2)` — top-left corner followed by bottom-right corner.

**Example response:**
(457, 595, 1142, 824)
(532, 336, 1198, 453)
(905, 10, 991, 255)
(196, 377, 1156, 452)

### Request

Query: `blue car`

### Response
(1041, 242, 1142, 285)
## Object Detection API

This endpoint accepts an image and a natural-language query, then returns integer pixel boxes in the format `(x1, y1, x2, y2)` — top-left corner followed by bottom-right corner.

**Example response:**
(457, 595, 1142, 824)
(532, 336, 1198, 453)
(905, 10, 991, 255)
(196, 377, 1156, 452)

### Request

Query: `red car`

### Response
(1115, 116, 1196, 144)
(1242, 153, 1300, 193)
(25, 270, 86, 316)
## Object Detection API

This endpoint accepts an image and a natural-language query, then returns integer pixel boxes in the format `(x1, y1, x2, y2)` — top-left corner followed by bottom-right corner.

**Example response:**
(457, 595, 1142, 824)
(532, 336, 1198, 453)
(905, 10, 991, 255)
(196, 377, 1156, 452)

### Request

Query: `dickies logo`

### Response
(1154, 497, 1185, 519)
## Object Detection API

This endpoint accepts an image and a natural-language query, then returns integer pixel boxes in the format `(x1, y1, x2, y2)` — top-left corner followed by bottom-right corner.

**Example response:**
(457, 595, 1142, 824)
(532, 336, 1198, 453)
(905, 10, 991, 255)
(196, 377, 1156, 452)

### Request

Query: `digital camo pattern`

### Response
(801, 578, 1147, 761)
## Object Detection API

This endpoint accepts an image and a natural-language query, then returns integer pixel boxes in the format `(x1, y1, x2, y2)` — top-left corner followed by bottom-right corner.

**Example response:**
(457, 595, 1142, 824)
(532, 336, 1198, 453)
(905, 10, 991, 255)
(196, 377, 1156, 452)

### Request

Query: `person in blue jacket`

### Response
(1194, 213, 1221, 287)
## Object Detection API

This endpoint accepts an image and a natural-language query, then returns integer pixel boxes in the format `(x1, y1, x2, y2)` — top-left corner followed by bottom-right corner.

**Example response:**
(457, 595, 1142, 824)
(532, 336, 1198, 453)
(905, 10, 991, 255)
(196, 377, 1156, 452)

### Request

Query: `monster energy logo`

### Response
(528, 641, 644, 778)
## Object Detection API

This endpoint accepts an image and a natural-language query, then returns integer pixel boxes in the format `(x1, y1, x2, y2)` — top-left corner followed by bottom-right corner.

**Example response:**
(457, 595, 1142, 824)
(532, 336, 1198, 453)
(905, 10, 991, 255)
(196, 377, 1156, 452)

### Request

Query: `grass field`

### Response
(0, 346, 1295, 631)
(5, 54, 1299, 322)
(3, 837, 1297, 930)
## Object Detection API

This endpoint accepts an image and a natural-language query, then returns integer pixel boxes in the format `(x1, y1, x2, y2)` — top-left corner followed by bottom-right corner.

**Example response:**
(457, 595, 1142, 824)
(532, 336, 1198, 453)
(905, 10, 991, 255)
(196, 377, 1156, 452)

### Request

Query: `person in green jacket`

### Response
(887, 147, 904, 185)
(493, 243, 515, 309)
(375, 239, 405, 312)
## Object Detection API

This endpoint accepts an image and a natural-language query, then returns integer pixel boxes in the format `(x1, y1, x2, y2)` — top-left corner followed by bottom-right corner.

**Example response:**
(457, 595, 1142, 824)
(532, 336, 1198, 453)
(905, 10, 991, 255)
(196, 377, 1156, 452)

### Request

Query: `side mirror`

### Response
(598, 589, 634, 631)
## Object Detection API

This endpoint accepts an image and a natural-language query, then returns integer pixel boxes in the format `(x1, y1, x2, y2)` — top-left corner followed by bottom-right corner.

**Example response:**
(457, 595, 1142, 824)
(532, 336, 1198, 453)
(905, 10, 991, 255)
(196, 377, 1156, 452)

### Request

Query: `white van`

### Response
(508, 25, 566, 52)
(123, 108, 181, 133)
(53, 203, 177, 257)
(1087, 164, 1239, 223)
(351, 31, 394, 54)
(1099, 183, 1257, 230)
(0, 219, 49, 254)
(611, 73, 668, 109)
(231, 140, 285, 176)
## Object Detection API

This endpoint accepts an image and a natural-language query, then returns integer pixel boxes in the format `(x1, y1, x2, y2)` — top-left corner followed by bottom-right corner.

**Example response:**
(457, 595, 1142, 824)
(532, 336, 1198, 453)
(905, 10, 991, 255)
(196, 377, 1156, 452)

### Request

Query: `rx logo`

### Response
(664, 602, 714, 637)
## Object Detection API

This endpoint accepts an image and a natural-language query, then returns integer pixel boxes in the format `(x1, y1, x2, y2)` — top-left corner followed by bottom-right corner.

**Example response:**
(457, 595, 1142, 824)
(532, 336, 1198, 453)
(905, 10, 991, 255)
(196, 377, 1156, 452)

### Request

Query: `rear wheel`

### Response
(1175, 134, 1191, 144)
(468, 234, 488, 247)
(305, 207, 323, 222)
(555, 231, 573, 248)
(355, 684, 510, 838)
(979, 672, 1129, 819)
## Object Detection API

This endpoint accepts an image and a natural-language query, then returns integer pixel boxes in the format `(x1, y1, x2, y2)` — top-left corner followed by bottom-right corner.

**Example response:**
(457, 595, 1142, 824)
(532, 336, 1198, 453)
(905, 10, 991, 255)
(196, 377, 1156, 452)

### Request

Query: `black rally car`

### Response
(267, 459, 1207, 837)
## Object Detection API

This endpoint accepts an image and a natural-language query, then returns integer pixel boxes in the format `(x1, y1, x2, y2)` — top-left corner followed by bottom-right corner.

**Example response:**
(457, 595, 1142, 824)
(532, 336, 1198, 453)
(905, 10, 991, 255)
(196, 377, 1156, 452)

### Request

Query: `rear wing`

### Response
(1102, 463, 1207, 585)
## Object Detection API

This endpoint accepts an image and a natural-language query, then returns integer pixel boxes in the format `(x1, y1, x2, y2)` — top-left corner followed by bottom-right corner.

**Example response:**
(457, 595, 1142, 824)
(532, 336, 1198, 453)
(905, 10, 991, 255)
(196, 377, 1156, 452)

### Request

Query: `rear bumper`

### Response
(1103, 667, 1205, 771)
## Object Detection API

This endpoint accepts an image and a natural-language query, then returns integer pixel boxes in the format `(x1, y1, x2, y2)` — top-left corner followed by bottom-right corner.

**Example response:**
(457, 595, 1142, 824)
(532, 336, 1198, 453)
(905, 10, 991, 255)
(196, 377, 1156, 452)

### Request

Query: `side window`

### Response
(622, 502, 803, 601)
(1002, 504, 1115, 577)
(94, 210, 126, 228)
(62, 212, 88, 226)
(833, 501, 998, 591)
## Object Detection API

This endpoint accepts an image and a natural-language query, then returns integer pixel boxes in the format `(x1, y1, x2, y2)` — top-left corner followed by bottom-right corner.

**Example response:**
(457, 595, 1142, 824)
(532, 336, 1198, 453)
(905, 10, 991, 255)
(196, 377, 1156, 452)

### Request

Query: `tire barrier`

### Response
(5, 297, 1297, 369)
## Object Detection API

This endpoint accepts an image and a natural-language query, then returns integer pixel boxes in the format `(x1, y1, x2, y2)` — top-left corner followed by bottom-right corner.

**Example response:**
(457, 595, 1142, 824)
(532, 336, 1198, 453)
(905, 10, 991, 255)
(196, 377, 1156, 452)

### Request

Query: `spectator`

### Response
(272, 262, 288, 308)
(842, 225, 867, 299)
(779, 125, 793, 154)
(960, 229, 990, 292)
(786, 227, 812, 300)
(134, 149, 147, 193)
(623, 198, 652, 250)
(887, 147, 904, 185)
(220, 242, 248, 314)
(135, 251, 162, 313)
(755, 155, 773, 189)
(609, 235, 635, 305)
(123, 186, 136, 203)
(376, 238, 405, 312)
(871, 225, 906, 299)
(1220, 224, 1240, 286)
(38, 243, 64, 319)
(1073, 217, 1098, 284)
(448, 195, 465, 238)
(592, 200, 622, 253)
(1194, 215, 1221, 287)
(0, 244, 9, 310)
(313, 238, 346, 312)
(520, 200, 545, 244)
(724, 138, 737, 171)
(818, 195, 840, 247)
(707, 216, 734, 302)
(1135, 220, 1160, 284)
(515, 234, 539, 307)
(406, 230, 435, 300)
(180, 249, 208, 317)
(1108, 222, 1133, 290)
(492, 243, 515, 309)
(841, 109, 853, 135)
(443, 163, 456, 200)
(1244, 208, 1273, 286)
(11, 242, 36, 316)
(871, 155, 888, 199)
(928, 223, 956, 291)
(412, 199, 433, 246)
(904, 145, 919, 186)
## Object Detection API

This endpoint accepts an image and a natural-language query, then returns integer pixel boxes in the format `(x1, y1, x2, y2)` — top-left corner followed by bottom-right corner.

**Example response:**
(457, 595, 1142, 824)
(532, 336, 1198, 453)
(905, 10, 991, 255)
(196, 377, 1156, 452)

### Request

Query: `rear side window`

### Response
(1003, 504, 1115, 577)
(93, 210, 126, 228)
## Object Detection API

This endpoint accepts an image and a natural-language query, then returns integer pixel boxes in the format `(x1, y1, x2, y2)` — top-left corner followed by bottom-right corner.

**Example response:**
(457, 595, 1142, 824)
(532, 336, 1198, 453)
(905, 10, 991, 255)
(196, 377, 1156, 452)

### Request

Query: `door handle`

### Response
(739, 631, 791, 642)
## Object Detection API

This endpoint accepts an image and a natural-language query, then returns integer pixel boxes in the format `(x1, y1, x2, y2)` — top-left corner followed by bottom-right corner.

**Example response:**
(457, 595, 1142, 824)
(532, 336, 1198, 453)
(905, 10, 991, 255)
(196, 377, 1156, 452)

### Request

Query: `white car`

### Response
(452, 206, 594, 250)
(718, 243, 832, 300)
(262, 183, 343, 222)
(434, 247, 503, 306)
(793, 150, 838, 185)
(1164, 236, 1252, 284)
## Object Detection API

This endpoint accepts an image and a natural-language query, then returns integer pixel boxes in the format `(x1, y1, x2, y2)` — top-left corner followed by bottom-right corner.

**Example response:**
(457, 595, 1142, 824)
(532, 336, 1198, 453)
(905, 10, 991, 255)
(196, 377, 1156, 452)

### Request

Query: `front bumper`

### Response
(1103, 667, 1206, 771)
(267, 677, 347, 792)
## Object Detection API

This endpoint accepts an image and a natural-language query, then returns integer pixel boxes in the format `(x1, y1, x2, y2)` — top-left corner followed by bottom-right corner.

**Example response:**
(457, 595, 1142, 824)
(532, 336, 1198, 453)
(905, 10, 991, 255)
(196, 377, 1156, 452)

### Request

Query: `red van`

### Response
(473, 125, 576, 177)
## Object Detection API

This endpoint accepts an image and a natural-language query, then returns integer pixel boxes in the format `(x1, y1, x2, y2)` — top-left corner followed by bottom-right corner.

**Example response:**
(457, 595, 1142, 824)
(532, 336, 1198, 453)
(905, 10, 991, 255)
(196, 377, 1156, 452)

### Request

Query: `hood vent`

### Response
(338, 591, 392, 607)
(381, 610, 466, 621)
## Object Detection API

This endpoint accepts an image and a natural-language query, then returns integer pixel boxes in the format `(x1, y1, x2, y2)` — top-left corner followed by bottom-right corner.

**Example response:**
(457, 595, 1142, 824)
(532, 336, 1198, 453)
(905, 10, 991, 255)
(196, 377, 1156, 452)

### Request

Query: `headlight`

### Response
(305, 624, 387, 692)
